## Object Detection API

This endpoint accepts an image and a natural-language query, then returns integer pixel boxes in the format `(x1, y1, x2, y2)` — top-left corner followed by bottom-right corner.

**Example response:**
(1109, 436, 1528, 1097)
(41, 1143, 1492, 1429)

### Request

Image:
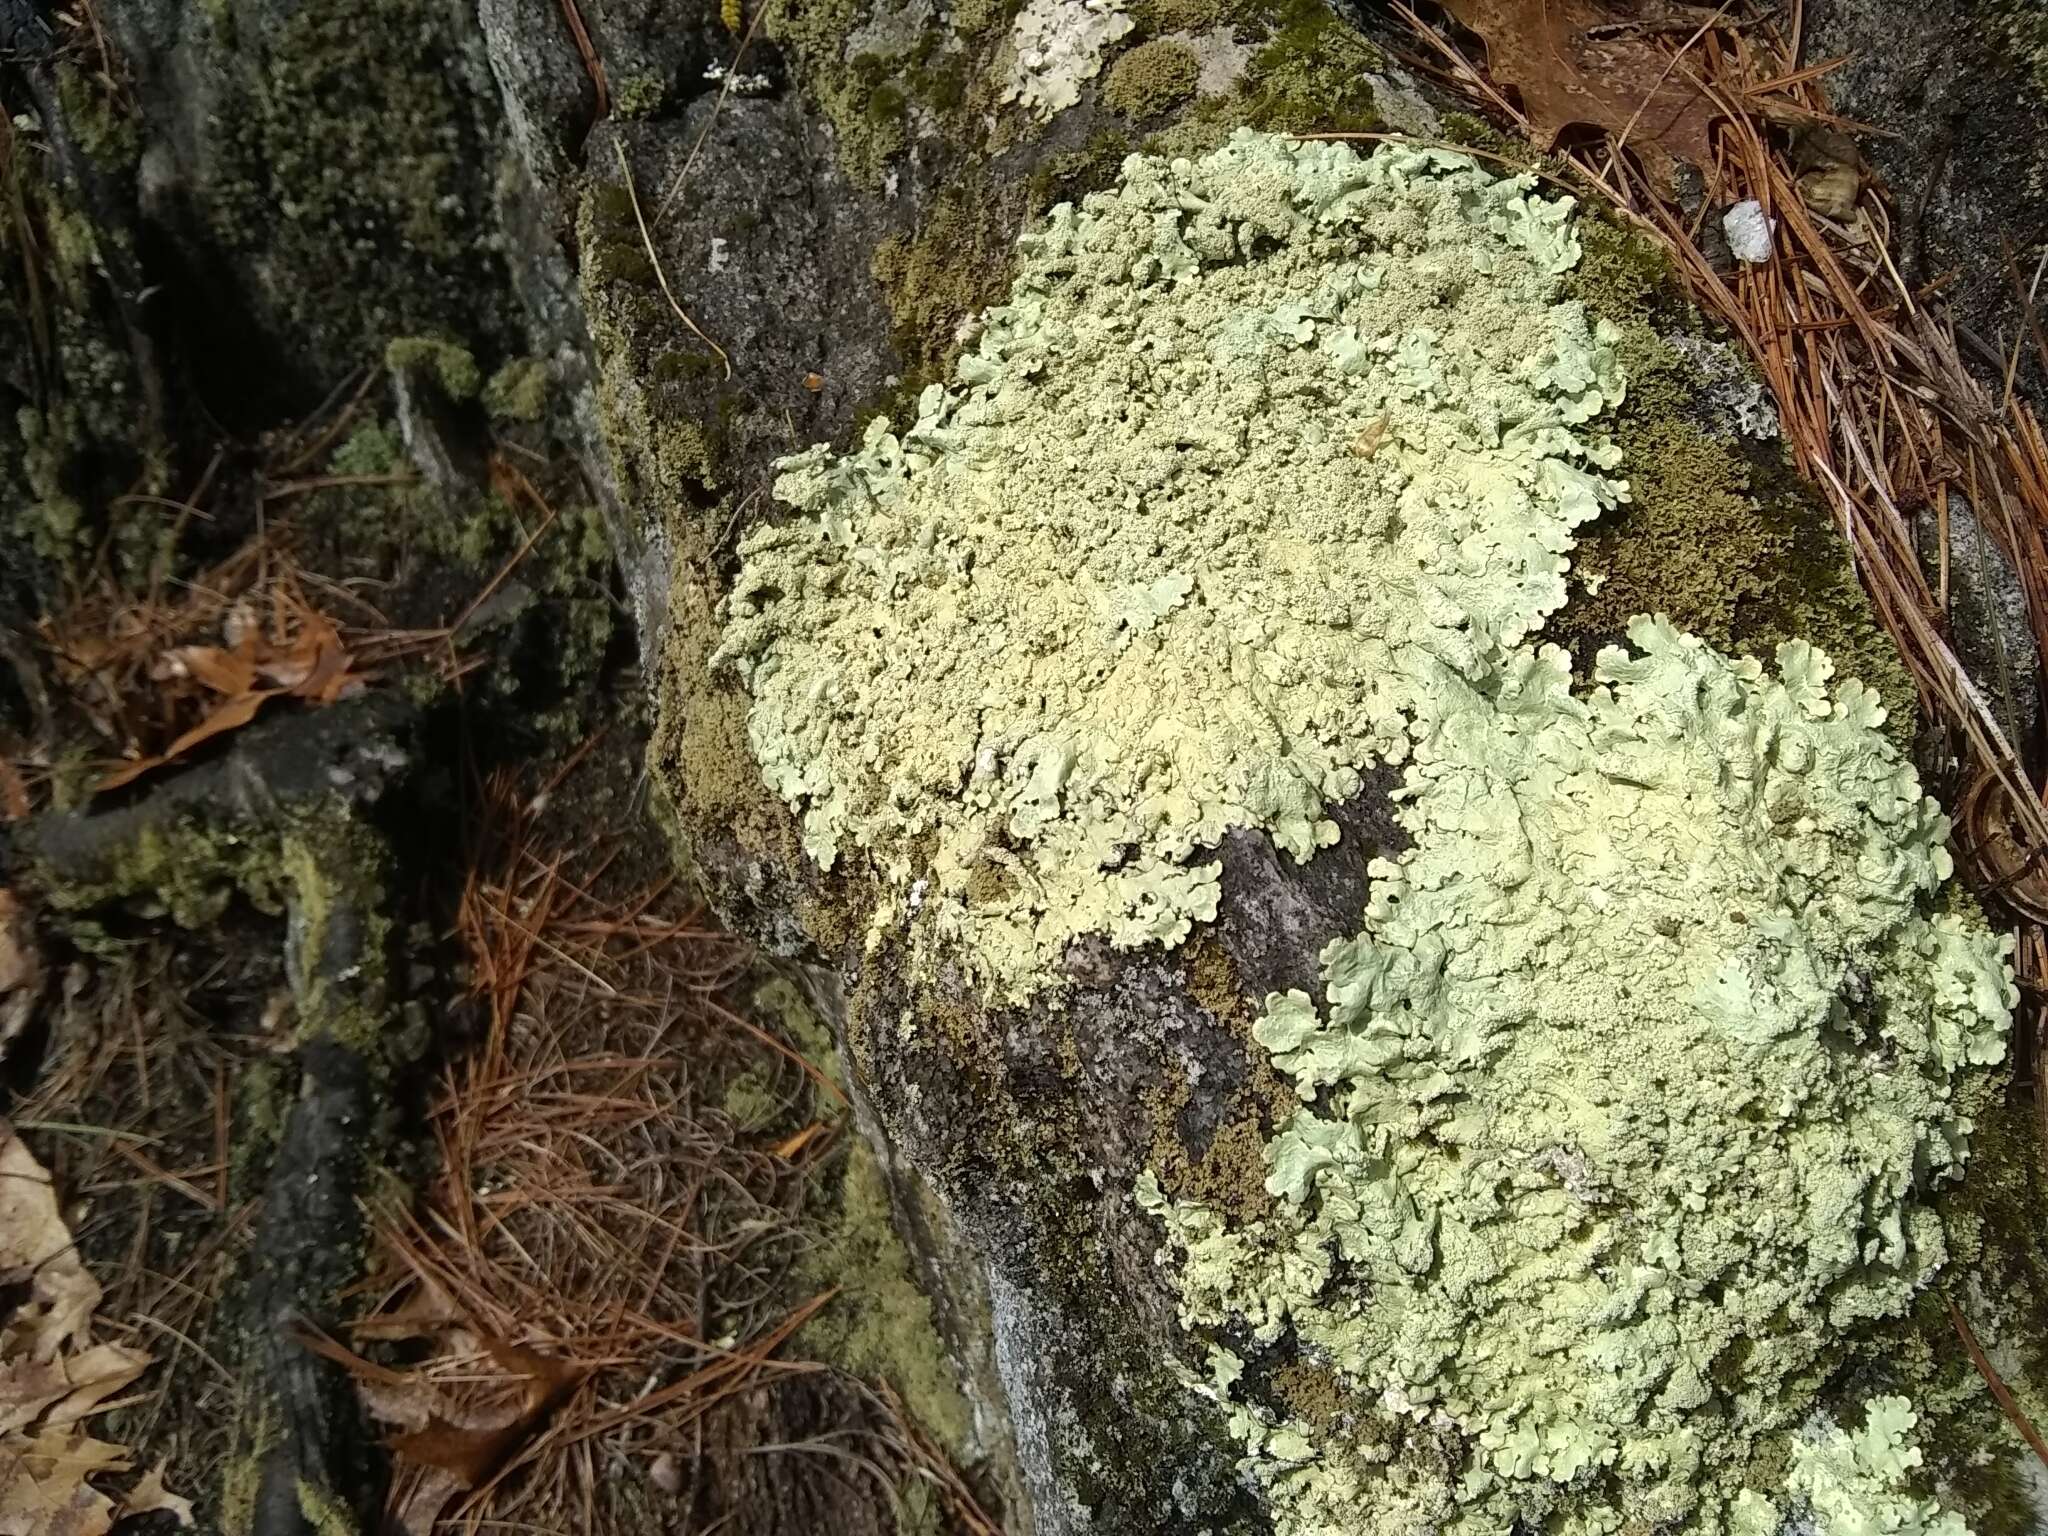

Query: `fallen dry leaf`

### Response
(0, 1426, 127, 1536)
(1789, 122, 1866, 221)
(95, 688, 279, 792)
(0, 894, 41, 1063)
(1440, 0, 1723, 192)
(119, 1461, 195, 1525)
(303, 1323, 589, 1532)
(0, 1129, 184, 1533)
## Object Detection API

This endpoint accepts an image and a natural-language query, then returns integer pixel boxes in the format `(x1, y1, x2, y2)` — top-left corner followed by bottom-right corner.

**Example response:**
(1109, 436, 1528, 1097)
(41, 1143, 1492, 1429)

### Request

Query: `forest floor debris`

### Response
(0, 1122, 192, 1535)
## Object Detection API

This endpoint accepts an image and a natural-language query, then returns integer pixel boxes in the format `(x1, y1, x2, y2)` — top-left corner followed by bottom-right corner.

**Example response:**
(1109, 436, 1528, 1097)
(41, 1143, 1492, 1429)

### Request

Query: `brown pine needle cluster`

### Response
(343, 763, 993, 1533)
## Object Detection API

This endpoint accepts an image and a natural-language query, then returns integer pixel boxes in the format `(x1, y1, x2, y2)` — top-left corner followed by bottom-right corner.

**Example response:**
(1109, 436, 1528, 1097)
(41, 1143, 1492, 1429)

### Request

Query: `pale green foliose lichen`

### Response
(1002, 0, 1135, 118)
(1769, 1396, 1972, 1536)
(1139, 620, 2015, 1535)
(716, 132, 1626, 998)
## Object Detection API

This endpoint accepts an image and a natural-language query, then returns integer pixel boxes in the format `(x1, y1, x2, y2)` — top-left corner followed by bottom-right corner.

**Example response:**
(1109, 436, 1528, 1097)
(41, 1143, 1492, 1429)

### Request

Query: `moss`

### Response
(1139, 939, 1288, 1223)
(1134, 0, 1228, 30)
(1028, 127, 1136, 214)
(1551, 215, 1919, 747)
(328, 420, 404, 477)
(14, 401, 89, 561)
(767, 0, 909, 188)
(278, 816, 394, 1058)
(769, 0, 1005, 187)
(864, 167, 1015, 370)
(207, 0, 505, 375)
(722, 1065, 782, 1129)
(384, 335, 480, 400)
(1103, 38, 1201, 118)
(1271, 1361, 1344, 1432)
(765, 973, 974, 1455)
(799, 1138, 975, 1452)
(231, 1058, 294, 1199)
(1236, 2, 1380, 133)
(295, 1478, 359, 1536)
(219, 1403, 278, 1536)
(1135, 0, 1383, 159)
(614, 71, 669, 118)
(483, 357, 549, 422)
(53, 61, 141, 169)
(584, 164, 822, 907)
(755, 973, 842, 1080)
(36, 816, 289, 930)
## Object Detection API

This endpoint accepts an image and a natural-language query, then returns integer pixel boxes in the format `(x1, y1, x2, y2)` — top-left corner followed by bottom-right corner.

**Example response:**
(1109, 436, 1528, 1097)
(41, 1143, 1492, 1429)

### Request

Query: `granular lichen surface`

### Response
(1143, 621, 2012, 1534)
(709, 130, 2016, 1535)
(717, 133, 1627, 998)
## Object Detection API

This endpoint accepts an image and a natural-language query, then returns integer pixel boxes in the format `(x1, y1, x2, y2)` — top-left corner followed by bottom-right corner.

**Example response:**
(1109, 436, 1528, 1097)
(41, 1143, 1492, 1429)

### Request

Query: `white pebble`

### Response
(1723, 200, 1775, 265)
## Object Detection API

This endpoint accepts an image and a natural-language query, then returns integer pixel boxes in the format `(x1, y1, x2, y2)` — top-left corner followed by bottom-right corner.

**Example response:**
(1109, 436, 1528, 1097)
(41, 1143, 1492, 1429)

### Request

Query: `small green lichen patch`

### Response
(1001, 0, 1135, 117)
(1142, 621, 2014, 1535)
(715, 133, 1626, 999)
(1766, 1397, 1972, 1536)
(1102, 37, 1200, 117)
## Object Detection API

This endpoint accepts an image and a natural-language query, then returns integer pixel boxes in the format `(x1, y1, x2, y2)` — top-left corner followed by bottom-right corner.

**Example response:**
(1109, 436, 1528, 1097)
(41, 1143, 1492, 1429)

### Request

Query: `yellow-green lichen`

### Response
(295, 1478, 359, 1536)
(714, 133, 1626, 1000)
(1759, 1397, 1973, 1536)
(614, 71, 669, 118)
(1001, 0, 1135, 117)
(1142, 621, 2014, 1535)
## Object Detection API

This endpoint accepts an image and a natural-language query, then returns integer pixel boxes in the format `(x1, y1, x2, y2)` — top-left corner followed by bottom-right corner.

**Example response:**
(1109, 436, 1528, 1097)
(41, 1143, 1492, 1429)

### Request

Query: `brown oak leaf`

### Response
(1441, 0, 1723, 193)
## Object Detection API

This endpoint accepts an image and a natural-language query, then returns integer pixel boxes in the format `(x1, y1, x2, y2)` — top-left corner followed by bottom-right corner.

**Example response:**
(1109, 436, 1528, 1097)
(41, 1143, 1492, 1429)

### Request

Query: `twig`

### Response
(613, 138, 732, 380)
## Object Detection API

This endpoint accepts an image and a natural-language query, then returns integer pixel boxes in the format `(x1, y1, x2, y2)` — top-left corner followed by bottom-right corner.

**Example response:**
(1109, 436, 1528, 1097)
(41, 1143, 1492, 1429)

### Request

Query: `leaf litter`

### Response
(0, 1123, 190, 1535)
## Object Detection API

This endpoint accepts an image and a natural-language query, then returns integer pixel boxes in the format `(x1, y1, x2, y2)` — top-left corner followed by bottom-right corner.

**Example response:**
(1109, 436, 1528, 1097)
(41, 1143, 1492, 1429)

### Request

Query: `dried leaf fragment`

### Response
(0, 894, 41, 1064)
(1440, 0, 1723, 193)
(119, 1462, 195, 1526)
(0, 1129, 177, 1534)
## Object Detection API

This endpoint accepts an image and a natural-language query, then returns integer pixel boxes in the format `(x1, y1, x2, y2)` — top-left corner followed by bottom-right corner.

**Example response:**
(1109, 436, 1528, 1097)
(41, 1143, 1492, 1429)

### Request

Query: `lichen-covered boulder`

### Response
(701, 129, 2019, 1534)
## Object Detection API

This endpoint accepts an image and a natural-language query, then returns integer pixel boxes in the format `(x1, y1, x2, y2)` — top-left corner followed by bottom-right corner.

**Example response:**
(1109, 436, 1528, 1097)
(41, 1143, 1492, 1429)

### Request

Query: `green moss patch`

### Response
(1551, 217, 1919, 747)
(1103, 37, 1200, 118)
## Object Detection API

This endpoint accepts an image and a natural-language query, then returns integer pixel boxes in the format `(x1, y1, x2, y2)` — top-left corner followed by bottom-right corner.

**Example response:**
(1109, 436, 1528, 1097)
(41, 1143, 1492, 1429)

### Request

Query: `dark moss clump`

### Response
(0, 102, 165, 587)
(614, 71, 670, 118)
(769, 0, 988, 187)
(204, 0, 508, 385)
(1028, 127, 1136, 214)
(384, 335, 480, 400)
(482, 357, 549, 422)
(1103, 38, 1201, 118)
(1551, 216, 1918, 744)
(1136, 0, 1382, 159)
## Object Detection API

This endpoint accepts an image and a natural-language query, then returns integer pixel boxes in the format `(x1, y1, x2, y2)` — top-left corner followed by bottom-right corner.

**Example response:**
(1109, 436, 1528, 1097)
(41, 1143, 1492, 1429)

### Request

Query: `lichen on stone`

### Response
(716, 132, 1628, 998)
(1001, 0, 1136, 116)
(1140, 620, 2014, 1534)
(1767, 1396, 1973, 1536)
